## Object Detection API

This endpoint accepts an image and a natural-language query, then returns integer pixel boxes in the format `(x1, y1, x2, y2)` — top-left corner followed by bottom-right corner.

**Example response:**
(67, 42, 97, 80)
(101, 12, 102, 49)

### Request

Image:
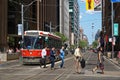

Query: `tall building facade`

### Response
(39, 0, 59, 32)
(0, 0, 60, 52)
(59, 0, 70, 46)
(69, 0, 79, 45)
(102, 0, 120, 51)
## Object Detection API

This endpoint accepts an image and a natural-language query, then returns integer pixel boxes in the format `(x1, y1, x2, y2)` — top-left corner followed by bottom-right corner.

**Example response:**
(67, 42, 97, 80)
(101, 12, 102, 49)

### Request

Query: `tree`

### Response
(92, 40, 99, 48)
(79, 40, 88, 49)
(54, 32, 68, 45)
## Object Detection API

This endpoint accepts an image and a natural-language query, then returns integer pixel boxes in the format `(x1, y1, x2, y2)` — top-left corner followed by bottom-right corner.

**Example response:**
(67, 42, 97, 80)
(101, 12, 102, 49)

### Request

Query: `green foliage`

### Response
(92, 40, 99, 48)
(79, 40, 88, 48)
(54, 32, 68, 44)
(70, 45, 75, 49)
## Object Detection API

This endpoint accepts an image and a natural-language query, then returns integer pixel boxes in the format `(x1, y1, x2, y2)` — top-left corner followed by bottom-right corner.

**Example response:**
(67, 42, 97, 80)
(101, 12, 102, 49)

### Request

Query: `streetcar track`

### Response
(1, 53, 120, 80)
(17, 55, 73, 80)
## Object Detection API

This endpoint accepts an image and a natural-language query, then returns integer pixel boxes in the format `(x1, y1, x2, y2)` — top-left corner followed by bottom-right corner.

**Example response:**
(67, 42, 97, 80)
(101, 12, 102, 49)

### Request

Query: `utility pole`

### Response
(50, 22, 52, 33)
(37, 0, 40, 30)
(21, 4, 24, 42)
(111, 2, 114, 58)
(92, 23, 94, 42)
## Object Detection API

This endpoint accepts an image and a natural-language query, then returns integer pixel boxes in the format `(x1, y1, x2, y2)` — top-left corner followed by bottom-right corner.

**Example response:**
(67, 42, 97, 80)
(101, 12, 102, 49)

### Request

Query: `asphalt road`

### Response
(0, 51, 120, 80)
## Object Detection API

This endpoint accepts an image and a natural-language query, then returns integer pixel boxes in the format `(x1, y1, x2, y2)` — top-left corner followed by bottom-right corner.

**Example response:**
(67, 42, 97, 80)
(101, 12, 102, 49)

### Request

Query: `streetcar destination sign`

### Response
(111, 0, 120, 2)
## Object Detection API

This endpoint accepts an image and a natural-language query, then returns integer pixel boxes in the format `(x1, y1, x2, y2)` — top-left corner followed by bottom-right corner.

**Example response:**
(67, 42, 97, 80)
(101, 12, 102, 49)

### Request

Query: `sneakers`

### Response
(101, 72, 104, 74)
(51, 68, 55, 70)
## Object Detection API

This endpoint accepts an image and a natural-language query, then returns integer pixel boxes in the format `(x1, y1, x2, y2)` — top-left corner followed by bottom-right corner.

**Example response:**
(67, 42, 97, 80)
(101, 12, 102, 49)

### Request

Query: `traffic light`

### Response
(86, 0, 94, 10)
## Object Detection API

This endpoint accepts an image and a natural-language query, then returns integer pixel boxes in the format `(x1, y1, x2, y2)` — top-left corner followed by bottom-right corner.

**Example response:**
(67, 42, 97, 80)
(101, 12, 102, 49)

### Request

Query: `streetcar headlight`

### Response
(30, 52, 32, 54)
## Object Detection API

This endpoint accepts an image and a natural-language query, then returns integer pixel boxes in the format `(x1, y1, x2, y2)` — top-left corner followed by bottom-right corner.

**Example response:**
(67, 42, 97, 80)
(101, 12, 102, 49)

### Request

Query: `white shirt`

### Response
(74, 48, 82, 57)
(41, 49, 47, 58)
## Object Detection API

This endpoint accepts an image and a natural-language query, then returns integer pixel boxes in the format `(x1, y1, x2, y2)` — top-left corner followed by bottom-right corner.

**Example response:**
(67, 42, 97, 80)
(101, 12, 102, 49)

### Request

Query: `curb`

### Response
(109, 59, 120, 67)
(104, 56, 120, 69)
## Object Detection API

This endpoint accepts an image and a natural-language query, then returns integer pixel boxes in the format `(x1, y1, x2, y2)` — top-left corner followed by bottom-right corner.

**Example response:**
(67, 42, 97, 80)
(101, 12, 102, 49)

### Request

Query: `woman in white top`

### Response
(74, 46, 82, 73)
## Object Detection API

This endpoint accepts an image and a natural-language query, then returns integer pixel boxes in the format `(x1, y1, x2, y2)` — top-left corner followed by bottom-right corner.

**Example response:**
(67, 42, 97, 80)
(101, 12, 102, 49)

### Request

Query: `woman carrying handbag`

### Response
(92, 47, 104, 74)
(74, 46, 83, 74)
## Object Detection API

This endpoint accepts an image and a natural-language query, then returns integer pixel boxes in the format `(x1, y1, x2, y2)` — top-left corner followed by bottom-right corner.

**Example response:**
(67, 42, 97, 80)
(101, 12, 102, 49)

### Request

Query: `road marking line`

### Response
(86, 52, 93, 64)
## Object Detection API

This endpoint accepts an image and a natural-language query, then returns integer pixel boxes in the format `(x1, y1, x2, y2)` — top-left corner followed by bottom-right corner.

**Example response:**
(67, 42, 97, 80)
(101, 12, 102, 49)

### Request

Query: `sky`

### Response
(78, 0, 102, 44)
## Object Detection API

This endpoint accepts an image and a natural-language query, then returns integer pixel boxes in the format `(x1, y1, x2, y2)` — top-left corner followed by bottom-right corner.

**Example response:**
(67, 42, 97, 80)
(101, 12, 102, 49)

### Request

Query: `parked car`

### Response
(93, 48, 98, 53)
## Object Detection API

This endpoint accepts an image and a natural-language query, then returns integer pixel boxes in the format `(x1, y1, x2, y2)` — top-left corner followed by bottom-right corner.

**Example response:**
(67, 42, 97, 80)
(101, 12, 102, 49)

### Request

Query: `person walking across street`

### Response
(40, 46, 48, 68)
(92, 47, 104, 74)
(50, 47, 56, 70)
(59, 46, 65, 68)
(74, 46, 83, 74)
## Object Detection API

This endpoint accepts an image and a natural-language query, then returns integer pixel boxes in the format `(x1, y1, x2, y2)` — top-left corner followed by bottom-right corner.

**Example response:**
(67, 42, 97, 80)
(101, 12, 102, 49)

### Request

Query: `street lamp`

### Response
(45, 23, 60, 33)
(51, 25, 60, 32)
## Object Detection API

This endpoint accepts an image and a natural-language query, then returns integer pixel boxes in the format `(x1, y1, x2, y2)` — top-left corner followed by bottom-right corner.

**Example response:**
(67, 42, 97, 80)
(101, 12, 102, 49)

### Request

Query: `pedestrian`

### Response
(59, 46, 65, 68)
(74, 46, 83, 74)
(50, 47, 56, 70)
(40, 46, 48, 68)
(92, 47, 104, 74)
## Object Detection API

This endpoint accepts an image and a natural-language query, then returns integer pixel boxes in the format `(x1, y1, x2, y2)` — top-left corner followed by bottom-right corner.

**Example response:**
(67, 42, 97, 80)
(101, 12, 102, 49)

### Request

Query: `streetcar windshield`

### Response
(23, 36, 44, 49)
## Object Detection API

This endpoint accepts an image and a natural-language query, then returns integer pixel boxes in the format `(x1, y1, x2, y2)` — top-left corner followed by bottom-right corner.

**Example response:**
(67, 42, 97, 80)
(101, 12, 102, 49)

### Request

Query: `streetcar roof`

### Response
(24, 30, 61, 39)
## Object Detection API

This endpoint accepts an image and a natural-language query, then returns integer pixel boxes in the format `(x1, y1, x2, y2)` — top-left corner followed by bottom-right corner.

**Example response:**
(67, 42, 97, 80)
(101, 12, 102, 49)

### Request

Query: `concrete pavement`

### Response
(0, 51, 120, 80)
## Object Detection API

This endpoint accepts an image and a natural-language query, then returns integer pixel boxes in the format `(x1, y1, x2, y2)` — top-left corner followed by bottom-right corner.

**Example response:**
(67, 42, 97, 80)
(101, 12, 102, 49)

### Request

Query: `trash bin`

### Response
(107, 52, 111, 58)
(117, 51, 120, 64)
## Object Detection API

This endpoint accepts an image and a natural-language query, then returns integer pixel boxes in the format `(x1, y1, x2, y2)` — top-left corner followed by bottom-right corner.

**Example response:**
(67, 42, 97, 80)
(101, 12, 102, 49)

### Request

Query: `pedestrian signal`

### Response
(86, 0, 94, 10)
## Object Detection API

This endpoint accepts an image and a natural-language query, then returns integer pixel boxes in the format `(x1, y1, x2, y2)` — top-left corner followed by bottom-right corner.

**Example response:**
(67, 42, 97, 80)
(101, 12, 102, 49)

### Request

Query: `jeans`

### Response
(50, 57, 55, 68)
(40, 56, 46, 68)
(60, 58, 64, 68)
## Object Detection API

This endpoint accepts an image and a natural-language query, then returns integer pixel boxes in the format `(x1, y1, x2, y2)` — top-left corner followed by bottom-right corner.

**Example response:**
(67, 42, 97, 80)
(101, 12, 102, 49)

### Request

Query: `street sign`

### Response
(18, 24, 22, 35)
(111, 0, 120, 3)
(94, 0, 101, 11)
(114, 23, 118, 36)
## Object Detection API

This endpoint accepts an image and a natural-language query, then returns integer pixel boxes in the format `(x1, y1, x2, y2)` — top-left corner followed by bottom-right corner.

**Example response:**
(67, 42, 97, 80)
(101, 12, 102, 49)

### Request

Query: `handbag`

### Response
(99, 63, 104, 70)
(80, 58, 86, 68)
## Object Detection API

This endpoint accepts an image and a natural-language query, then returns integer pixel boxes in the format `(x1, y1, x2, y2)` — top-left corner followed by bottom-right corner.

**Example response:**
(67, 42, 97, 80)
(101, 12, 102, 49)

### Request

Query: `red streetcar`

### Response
(20, 30, 62, 64)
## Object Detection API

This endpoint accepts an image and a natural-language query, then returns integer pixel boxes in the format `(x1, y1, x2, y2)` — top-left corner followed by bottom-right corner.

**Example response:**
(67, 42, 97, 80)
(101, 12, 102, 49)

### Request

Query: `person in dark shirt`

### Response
(50, 47, 56, 70)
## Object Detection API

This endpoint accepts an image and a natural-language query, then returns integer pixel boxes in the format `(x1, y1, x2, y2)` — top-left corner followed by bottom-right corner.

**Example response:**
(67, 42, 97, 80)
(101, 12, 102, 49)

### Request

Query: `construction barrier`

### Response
(0, 52, 20, 62)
